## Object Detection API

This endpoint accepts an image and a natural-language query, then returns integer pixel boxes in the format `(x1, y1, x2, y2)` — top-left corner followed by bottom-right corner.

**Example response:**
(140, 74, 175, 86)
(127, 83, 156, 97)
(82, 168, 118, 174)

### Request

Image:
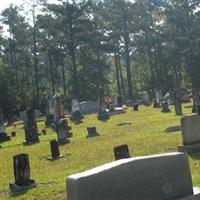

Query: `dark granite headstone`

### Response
(11, 131, 16, 137)
(86, 127, 100, 138)
(133, 104, 139, 111)
(24, 109, 39, 145)
(51, 140, 60, 159)
(114, 144, 131, 160)
(71, 111, 84, 123)
(9, 154, 36, 192)
(45, 114, 54, 127)
(161, 102, 171, 113)
(47, 139, 64, 161)
(97, 110, 110, 121)
(56, 119, 70, 145)
(42, 129, 47, 135)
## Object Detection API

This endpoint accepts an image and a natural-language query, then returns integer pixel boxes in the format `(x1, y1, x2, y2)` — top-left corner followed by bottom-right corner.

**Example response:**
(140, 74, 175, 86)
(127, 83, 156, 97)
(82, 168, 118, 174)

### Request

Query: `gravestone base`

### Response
(11, 131, 16, 137)
(0, 132, 11, 143)
(9, 180, 36, 193)
(178, 143, 200, 153)
(86, 132, 100, 138)
(47, 155, 64, 161)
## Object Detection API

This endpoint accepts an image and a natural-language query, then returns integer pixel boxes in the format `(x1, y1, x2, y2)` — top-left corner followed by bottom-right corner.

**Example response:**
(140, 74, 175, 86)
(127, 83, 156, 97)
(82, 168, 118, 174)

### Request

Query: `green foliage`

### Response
(0, 0, 200, 116)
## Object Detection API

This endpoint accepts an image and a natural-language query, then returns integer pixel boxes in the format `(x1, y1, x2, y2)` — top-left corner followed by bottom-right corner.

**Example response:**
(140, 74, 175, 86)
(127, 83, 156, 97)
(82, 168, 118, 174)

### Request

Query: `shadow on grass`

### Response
(2, 143, 22, 149)
(10, 189, 28, 197)
(189, 153, 200, 160)
(184, 105, 193, 109)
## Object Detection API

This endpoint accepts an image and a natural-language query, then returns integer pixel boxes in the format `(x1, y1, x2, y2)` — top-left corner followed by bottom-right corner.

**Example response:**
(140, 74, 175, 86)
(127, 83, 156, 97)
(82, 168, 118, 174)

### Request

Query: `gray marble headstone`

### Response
(67, 152, 200, 200)
(24, 109, 39, 145)
(79, 101, 98, 114)
(179, 114, 200, 153)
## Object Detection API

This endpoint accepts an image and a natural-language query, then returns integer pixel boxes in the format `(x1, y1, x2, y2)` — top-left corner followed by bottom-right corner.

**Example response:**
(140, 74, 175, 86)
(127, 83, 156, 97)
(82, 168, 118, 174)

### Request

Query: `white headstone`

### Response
(72, 99, 80, 113)
(155, 90, 162, 104)
(179, 114, 200, 153)
(79, 101, 98, 114)
(47, 97, 55, 115)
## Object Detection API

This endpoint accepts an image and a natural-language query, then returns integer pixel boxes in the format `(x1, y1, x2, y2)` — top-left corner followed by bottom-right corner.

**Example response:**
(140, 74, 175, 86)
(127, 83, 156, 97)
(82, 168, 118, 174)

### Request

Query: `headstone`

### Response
(0, 108, 11, 143)
(133, 103, 139, 111)
(47, 96, 55, 115)
(179, 114, 200, 153)
(114, 144, 130, 160)
(97, 110, 110, 121)
(161, 102, 171, 113)
(23, 108, 39, 145)
(56, 118, 70, 145)
(71, 110, 83, 123)
(11, 131, 16, 137)
(54, 95, 65, 123)
(71, 99, 83, 123)
(142, 91, 150, 105)
(192, 89, 200, 114)
(67, 152, 200, 200)
(42, 129, 47, 135)
(45, 114, 54, 127)
(9, 154, 36, 192)
(154, 90, 162, 108)
(86, 127, 100, 138)
(72, 99, 80, 113)
(174, 100, 183, 116)
(45, 97, 55, 127)
(47, 140, 64, 160)
(79, 101, 98, 114)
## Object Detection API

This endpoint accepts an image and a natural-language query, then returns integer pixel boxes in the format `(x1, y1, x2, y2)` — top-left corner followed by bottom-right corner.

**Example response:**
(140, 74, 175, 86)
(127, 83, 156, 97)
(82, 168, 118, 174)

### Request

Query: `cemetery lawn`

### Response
(1, 103, 200, 200)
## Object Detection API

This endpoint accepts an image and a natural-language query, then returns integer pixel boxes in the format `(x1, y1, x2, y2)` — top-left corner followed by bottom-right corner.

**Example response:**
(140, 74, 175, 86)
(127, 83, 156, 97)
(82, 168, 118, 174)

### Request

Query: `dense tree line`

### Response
(0, 0, 200, 117)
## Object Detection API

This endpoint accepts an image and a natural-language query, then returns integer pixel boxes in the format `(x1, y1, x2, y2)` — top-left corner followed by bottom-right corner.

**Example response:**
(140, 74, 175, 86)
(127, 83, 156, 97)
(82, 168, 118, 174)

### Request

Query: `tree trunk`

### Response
(33, 10, 39, 107)
(48, 52, 55, 95)
(12, 38, 19, 91)
(118, 57, 126, 98)
(61, 63, 67, 97)
(68, 12, 79, 99)
(124, 37, 133, 100)
(114, 53, 122, 101)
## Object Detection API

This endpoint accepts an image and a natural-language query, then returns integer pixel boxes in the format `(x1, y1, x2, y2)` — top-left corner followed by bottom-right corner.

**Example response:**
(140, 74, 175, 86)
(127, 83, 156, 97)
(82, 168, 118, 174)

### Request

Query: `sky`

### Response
(0, 0, 24, 12)
(0, 0, 59, 13)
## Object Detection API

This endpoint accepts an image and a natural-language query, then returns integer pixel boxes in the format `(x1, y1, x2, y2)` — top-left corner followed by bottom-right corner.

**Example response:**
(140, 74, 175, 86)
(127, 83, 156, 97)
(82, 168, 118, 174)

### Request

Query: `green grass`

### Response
(0, 103, 199, 200)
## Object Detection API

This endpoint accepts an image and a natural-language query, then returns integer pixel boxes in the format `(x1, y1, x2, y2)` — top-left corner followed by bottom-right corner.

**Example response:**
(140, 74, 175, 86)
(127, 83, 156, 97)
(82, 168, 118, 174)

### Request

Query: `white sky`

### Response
(0, 0, 59, 13)
(0, 0, 24, 12)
